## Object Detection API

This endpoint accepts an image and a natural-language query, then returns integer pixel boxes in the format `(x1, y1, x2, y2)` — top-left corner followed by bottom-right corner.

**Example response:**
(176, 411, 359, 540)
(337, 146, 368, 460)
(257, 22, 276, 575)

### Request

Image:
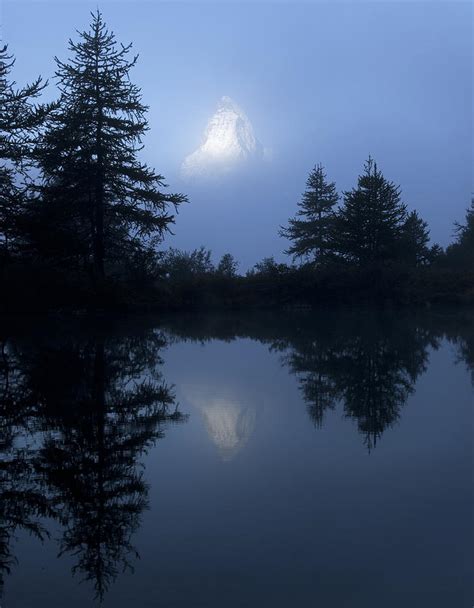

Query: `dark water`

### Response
(0, 309, 472, 607)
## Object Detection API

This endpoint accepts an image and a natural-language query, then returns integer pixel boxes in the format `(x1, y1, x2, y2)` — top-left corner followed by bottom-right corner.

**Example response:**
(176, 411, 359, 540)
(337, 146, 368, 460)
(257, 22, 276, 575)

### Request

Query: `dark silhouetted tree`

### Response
(334, 158, 407, 266)
(250, 256, 290, 277)
(34, 12, 186, 283)
(400, 210, 431, 266)
(0, 45, 49, 263)
(446, 198, 474, 270)
(217, 253, 238, 277)
(161, 246, 214, 281)
(280, 164, 338, 263)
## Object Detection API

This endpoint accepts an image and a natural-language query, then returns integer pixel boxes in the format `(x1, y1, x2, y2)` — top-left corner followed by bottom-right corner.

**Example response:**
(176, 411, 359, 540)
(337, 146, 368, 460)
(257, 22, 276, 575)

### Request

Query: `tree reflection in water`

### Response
(161, 309, 472, 450)
(0, 330, 57, 599)
(0, 310, 472, 601)
(277, 313, 436, 450)
(0, 321, 186, 601)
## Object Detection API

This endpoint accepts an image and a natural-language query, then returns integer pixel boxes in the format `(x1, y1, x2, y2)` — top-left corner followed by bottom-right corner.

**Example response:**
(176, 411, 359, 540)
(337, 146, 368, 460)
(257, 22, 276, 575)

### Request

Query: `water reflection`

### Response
(0, 309, 472, 604)
(0, 331, 57, 598)
(277, 314, 435, 449)
(162, 309, 473, 451)
(0, 322, 186, 601)
(190, 393, 256, 461)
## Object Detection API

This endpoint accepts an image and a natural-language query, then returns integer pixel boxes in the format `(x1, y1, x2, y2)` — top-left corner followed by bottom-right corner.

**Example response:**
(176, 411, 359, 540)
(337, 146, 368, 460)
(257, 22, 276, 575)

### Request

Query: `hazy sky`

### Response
(2, 1, 472, 268)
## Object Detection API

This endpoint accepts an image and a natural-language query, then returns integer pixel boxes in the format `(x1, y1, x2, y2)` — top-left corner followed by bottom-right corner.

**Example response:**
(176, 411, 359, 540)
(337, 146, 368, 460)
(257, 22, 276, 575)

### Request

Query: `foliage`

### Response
(249, 256, 291, 277)
(0, 10, 473, 311)
(333, 157, 408, 266)
(445, 199, 474, 271)
(217, 253, 238, 277)
(31, 11, 186, 282)
(280, 164, 339, 263)
(399, 210, 431, 266)
(161, 246, 214, 281)
(0, 45, 50, 261)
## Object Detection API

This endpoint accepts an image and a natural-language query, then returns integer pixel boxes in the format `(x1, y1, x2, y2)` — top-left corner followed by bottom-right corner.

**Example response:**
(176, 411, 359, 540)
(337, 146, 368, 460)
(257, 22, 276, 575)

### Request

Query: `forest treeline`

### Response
(1, 11, 473, 312)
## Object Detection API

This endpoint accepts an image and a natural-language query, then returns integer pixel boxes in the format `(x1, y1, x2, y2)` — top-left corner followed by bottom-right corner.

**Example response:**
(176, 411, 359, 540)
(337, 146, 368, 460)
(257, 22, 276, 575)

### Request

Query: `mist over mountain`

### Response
(4, 2, 470, 271)
(181, 96, 268, 180)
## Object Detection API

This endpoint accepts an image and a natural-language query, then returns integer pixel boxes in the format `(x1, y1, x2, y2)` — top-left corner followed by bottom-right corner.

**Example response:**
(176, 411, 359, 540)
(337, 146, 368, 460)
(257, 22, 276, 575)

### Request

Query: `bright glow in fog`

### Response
(181, 96, 266, 179)
(3, 1, 471, 266)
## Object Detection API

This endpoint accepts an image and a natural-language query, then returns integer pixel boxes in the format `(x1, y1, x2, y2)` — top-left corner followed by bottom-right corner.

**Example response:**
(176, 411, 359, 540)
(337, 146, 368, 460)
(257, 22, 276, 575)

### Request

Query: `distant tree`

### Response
(280, 164, 338, 263)
(161, 247, 214, 281)
(428, 243, 445, 264)
(400, 210, 431, 266)
(250, 256, 290, 277)
(34, 12, 186, 283)
(334, 157, 407, 266)
(0, 45, 48, 262)
(217, 253, 238, 277)
(446, 198, 474, 270)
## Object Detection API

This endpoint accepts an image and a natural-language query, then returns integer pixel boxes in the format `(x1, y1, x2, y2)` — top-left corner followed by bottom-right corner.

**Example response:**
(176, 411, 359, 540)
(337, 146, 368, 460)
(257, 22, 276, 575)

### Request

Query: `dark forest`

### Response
(1, 12, 472, 312)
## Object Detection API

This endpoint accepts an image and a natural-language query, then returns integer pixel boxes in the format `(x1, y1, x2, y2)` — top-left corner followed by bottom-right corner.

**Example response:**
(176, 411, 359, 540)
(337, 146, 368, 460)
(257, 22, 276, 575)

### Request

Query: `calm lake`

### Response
(1, 309, 472, 607)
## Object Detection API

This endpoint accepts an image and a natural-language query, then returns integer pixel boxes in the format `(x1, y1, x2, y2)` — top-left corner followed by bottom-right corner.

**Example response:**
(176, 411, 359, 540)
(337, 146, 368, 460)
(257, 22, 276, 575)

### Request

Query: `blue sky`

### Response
(2, 1, 472, 267)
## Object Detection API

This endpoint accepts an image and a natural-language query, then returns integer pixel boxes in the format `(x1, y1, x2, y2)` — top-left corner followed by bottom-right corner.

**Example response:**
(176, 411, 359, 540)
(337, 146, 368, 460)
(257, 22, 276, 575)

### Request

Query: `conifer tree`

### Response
(334, 157, 407, 266)
(0, 45, 48, 261)
(400, 210, 431, 266)
(446, 198, 474, 270)
(36, 12, 186, 282)
(280, 164, 338, 263)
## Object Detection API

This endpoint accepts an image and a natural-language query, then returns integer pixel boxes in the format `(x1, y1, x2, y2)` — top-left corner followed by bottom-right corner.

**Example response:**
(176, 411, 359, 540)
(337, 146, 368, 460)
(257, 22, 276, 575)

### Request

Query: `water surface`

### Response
(1, 309, 472, 607)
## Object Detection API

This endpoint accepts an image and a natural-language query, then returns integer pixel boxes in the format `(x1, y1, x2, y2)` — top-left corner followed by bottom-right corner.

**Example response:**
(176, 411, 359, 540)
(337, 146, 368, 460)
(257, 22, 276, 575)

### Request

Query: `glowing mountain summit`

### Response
(181, 96, 265, 179)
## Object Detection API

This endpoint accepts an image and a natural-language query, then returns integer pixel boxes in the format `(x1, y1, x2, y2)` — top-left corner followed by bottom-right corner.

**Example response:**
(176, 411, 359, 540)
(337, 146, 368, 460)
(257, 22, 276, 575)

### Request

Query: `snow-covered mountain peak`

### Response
(181, 96, 265, 179)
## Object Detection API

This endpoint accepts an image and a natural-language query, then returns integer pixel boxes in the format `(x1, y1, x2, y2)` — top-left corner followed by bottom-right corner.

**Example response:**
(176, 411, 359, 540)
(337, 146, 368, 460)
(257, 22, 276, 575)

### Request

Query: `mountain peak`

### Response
(219, 94, 235, 106)
(181, 96, 265, 179)
(218, 95, 242, 113)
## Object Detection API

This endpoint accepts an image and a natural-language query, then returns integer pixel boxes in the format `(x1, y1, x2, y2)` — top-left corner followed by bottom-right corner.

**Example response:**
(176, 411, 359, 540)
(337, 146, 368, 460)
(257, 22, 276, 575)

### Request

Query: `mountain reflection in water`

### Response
(194, 396, 256, 461)
(0, 309, 472, 606)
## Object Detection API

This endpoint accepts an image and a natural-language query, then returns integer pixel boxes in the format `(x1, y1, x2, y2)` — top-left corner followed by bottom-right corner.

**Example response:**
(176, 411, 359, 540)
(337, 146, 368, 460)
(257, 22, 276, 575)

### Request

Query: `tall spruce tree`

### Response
(334, 157, 407, 266)
(36, 12, 186, 282)
(280, 164, 338, 263)
(0, 46, 48, 262)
